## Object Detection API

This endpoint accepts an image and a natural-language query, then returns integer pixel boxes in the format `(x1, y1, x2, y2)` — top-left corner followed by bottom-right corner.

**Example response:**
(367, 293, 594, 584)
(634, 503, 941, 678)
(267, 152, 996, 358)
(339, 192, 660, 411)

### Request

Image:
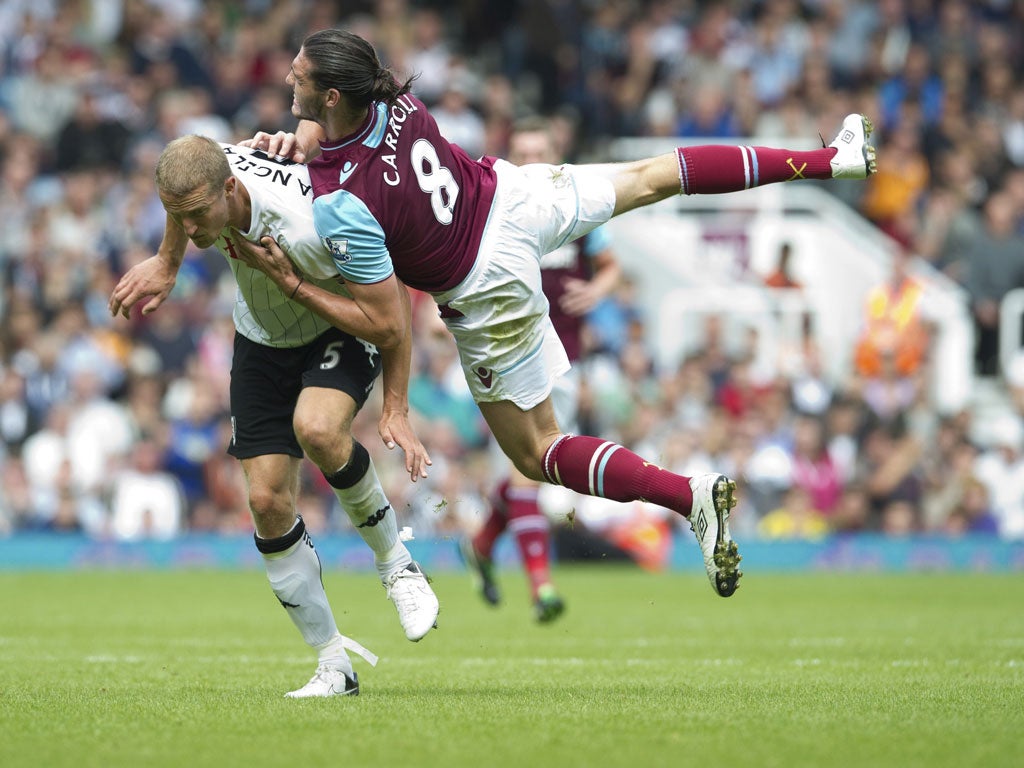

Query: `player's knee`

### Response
(294, 410, 350, 458)
(247, 486, 294, 537)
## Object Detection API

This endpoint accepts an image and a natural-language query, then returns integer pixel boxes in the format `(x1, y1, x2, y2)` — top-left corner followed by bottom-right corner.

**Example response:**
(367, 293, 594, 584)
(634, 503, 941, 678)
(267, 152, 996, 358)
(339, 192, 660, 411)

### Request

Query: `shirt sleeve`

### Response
(583, 225, 612, 258)
(312, 190, 393, 284)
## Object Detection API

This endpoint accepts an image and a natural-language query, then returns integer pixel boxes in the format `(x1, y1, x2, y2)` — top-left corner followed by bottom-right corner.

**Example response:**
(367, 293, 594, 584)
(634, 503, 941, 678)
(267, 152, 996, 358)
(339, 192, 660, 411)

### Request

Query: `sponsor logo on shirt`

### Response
(324, 236, 351, 263)
(338, 160, 358, 184)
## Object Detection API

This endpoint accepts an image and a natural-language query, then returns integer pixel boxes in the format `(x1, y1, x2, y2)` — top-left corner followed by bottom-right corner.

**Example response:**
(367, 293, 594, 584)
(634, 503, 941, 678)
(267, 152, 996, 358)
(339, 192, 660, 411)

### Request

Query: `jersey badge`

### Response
(324, 236, 351, 263)
(474, 366, 494, 389)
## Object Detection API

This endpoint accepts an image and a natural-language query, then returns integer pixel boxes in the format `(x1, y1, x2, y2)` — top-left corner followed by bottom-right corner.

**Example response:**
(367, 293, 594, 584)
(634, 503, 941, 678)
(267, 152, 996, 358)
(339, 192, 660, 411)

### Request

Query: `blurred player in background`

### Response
(109, 136, 438, 698)
(238, 28, 877, 600)
(459, 117, 622, 622)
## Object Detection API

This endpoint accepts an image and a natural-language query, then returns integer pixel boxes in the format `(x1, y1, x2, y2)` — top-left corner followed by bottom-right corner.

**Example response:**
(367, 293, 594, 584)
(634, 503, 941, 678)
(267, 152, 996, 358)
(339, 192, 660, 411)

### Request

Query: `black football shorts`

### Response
(227, 327, 381, 459)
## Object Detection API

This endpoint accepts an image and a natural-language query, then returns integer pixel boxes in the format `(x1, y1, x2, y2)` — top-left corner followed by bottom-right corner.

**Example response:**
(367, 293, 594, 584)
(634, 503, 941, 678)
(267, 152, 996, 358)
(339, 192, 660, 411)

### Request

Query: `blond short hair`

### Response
(154, 135, 231, 198)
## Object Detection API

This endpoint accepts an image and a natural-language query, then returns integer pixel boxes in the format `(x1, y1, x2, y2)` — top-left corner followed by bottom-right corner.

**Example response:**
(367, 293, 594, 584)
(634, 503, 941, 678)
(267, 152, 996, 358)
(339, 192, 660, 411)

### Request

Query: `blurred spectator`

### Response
(54, 85, 130, 174)
(135, 296, 200, 378)
(920, 414, 978, 532)
(851, 250, 933, 393)
(972, 417, 1024, 539)
(858, 416, 924, 530)
(676, 81, 741, 138)
(824, 396, 865, 484)
(584, 272, 644, 359)
(162, 365, 223, 521)
(861, 117, 930, 247)
(914, 174, 983, 284)
(880, 498, 918, 536)
(431, 75, 486, 159)
(877, 43, 943, 131)
(0, 367, 31, 454)
(0, 456, 33, 534)
(763, 241, 802, 289)
(2, 44, 79, 145)
(943, 478, 1000, 536)
(1006, 350, 1024, 418)
(109, 436, 185, 541)
(758, 485, 829, 540)
(966, 192, 1024, 376)
(790, 412, 842, 516)
(403, 6, 454, 106)
(831, 482, 871, 534)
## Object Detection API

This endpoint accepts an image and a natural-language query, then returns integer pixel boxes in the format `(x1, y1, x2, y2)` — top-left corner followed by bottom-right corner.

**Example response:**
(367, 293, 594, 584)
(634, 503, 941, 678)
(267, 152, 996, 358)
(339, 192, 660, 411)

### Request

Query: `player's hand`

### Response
(239, 131, 307, 163)
(559, 277, 602, 316)
(229, 230, 300, 287)
(108, 256, 178, 318)
(379, 408, 432, 482)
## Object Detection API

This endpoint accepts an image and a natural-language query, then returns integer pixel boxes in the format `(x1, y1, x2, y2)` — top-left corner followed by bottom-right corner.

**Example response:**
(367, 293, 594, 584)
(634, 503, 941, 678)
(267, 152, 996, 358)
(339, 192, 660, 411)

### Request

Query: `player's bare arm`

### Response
(229, 231, 407, 348)
(109, 213, 188, 318)
(377, 283, 432, 481)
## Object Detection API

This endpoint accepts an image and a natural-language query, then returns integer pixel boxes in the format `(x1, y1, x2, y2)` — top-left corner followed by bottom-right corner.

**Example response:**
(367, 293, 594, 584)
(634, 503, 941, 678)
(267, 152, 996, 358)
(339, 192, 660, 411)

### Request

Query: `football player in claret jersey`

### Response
(459, 117, 625, 623)
(109, 136, 439, 698)
(237, 28, 877, 600)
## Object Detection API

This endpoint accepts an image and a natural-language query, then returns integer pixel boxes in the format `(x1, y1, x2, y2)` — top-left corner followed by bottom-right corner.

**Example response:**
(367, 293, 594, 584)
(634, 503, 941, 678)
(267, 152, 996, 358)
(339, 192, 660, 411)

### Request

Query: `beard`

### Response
(291, 96, 324, 124)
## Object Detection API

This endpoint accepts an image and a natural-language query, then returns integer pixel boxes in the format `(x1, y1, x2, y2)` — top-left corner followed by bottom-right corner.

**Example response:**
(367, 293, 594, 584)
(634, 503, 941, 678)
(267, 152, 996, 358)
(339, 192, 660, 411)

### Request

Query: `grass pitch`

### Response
(1, 566, 1021, 768)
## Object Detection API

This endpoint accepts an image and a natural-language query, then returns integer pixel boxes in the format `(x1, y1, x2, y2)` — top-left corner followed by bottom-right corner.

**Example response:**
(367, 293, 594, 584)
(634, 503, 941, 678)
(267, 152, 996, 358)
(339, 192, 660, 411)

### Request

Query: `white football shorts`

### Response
(431, 159, 616, 409)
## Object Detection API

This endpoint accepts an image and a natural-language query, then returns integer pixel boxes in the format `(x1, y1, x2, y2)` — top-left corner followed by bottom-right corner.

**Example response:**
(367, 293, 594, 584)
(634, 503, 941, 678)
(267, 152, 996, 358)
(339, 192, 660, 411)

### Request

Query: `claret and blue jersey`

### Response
(308, 94, 498, 293)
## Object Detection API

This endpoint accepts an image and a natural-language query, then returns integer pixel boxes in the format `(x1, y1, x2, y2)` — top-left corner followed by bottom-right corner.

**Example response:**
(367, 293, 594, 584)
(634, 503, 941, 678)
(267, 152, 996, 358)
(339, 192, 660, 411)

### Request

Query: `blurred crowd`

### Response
(1, 0, 1024, 545)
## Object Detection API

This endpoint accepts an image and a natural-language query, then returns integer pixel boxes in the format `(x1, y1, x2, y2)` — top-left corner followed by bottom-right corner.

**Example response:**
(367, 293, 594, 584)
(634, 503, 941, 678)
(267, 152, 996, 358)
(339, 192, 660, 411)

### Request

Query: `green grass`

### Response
(1, 567, 1021, 768)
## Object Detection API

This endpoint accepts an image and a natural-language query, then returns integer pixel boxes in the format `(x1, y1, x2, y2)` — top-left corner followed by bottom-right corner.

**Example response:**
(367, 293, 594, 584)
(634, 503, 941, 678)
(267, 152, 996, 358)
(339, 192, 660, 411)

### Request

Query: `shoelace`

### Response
(386, 569, 427, 614)
(309, 667, 334, 686)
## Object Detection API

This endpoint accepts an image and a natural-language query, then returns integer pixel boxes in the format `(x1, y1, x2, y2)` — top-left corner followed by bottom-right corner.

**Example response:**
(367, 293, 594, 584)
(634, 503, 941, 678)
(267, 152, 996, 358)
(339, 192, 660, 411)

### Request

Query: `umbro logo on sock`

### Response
(358, 505, 391, 528)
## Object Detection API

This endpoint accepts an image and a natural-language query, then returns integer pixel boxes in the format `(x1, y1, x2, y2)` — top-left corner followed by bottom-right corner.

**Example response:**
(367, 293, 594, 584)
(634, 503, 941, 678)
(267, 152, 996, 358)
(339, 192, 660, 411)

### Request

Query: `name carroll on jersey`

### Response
(380, 94, 418, 187)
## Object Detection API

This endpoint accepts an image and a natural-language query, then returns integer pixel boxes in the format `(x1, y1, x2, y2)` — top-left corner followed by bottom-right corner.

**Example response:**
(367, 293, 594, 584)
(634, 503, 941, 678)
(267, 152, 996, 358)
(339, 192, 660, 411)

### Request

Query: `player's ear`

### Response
(325, 87, 341, 108)
(224, 175, 236, 196)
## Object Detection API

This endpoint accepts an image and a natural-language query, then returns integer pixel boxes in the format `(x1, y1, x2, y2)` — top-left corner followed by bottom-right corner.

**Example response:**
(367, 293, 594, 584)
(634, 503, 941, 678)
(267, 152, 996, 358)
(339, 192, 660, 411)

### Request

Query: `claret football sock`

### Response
(542, 435, 694, 516)
(504, 484, 552, 599)
(676, 144, 835, 195)
(473, 479, 511, 559)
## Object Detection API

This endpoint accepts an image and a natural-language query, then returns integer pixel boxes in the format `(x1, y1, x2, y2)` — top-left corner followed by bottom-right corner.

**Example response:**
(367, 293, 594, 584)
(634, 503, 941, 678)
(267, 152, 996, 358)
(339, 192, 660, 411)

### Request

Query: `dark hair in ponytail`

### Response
(301, 28, 415, 108)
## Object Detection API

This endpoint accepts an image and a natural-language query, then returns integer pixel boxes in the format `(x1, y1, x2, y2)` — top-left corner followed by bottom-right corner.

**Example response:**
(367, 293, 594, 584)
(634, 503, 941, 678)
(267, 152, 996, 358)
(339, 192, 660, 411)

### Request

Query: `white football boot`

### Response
(688, 473, 742, 597)
(385, 562, 440, 641)
(829, 113, 877, 179)
(285, 666, 359, 698)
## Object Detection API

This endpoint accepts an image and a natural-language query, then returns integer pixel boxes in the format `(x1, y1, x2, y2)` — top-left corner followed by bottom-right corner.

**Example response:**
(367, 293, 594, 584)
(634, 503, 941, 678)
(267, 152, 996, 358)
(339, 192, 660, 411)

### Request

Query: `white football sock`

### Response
(330, 455, 412, 581)
(259, 519, 340, 648)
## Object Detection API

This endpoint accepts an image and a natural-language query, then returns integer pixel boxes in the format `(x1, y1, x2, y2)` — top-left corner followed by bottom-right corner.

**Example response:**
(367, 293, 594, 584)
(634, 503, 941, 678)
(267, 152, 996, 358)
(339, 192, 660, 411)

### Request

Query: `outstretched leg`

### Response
(479, 398, 742, 597)
(603, 114, 876, 216)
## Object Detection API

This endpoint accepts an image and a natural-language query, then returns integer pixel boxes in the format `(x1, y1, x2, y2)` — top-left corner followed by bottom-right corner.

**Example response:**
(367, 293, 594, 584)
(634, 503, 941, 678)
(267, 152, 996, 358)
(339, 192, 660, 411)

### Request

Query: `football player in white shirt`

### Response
(109, 135, 438, 698)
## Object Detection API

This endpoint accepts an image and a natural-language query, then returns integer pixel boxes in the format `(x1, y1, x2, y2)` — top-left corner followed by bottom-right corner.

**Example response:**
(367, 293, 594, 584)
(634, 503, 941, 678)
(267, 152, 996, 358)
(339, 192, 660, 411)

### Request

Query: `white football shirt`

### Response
(214, 143, 349, 348)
